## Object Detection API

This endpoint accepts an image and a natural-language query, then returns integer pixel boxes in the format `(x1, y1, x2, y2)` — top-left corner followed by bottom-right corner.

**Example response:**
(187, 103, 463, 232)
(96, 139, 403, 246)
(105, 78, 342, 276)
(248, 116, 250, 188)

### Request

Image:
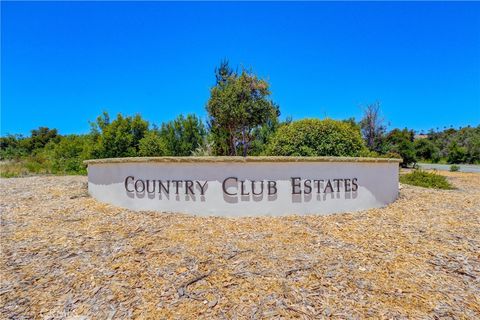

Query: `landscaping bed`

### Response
(1, 172, 479, 318)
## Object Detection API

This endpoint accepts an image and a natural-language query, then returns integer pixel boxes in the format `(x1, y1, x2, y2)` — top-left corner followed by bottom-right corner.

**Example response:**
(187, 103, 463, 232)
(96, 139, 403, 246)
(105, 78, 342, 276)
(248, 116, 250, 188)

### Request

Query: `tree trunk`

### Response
(242, 129, 248, 157)
(229, 131, 236, 156)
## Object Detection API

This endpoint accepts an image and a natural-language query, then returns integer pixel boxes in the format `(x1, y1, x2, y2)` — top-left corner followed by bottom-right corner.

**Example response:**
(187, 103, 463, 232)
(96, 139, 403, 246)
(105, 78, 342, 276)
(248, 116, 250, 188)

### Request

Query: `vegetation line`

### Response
(1, 60, 479, 178)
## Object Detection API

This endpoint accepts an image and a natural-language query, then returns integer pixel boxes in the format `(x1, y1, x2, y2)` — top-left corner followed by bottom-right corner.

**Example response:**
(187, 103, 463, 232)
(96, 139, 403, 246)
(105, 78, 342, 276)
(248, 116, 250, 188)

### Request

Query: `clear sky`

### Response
(2, 1, 479, 136)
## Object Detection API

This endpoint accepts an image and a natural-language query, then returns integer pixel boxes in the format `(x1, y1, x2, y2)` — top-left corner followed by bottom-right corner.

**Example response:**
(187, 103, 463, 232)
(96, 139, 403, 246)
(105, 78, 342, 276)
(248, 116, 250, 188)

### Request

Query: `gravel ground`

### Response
(1, 172, 479, 319)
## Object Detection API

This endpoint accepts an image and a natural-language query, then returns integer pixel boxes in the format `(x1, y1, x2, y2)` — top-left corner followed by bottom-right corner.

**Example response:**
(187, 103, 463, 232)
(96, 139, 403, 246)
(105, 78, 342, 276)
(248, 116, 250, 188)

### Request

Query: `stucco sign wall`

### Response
(85, 157, 401, 216)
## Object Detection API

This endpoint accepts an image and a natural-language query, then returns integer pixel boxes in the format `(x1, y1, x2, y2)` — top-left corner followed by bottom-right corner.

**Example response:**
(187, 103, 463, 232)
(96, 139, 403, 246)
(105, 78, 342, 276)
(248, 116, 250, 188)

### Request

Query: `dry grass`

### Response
(1, 171, 479, 319)
(0, 160, 44, 178)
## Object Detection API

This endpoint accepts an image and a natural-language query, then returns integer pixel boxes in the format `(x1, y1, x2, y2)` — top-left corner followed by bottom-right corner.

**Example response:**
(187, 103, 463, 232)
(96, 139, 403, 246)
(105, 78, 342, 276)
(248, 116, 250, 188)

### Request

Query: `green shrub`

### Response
(44, 135, 91, 174)
(381, 151, 402, 159)
(359, 149, 380, 158)
(265, 118, 366, 157)
(158, 114, 207, 156)
(449, 164, 460, 172)
(138, 131, 167, 156)
(400, 170, 454, 189)
(90, 112, 149, 159)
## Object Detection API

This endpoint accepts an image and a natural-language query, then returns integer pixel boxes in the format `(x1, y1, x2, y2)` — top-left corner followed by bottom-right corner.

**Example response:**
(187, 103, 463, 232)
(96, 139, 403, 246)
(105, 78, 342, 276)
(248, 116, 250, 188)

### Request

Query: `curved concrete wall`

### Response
(86, 157, 400, 217)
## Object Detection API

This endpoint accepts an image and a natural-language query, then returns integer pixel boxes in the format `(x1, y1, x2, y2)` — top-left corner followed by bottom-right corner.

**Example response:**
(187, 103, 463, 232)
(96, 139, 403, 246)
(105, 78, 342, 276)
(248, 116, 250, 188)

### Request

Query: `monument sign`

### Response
(85, 156, 401, 216)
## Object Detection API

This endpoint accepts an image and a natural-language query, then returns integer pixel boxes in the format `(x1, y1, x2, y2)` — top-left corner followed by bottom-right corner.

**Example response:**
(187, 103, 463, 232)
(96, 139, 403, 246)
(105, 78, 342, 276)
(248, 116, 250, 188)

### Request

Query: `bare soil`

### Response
(1, 172, 479, 319)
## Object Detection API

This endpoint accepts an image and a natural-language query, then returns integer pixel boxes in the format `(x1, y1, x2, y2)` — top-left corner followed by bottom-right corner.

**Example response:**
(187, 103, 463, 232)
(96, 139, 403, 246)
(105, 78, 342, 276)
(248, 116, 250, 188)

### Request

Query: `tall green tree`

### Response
(215, 58, 235, 85)
(207, 61, 279, 156)
(207, 60, 235, 155)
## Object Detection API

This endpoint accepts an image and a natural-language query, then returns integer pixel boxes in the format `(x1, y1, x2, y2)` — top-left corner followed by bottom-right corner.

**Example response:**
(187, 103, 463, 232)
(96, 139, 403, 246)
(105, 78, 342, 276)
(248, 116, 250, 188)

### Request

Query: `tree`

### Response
(208, 60, 236, 156)
(266, 118, 367, 157)
(414, 138, 440, 162)
(90, 112, 149, 158)
(395, 140, 417, 167)
(29, 127, 60, 150)
(447, 141, 467, 164)
(248, 117, 282, 156)
(207, 61, 279, 156)
(158, 114, 206, 156)
(215, 58, 235, 85)
(208, 122, 231, 156)
(426, 125, 480, 163)
(360, 102, 387, 153)
(0, 134, 29, 159)
(386, 128, 416, 167)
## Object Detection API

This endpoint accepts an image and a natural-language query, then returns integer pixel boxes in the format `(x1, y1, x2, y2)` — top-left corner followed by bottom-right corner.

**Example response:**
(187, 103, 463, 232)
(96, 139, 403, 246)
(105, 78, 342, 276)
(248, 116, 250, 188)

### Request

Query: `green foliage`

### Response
(248, 117, 283, 156)
(0, 161, 27, 178)
(0, 128, 60, 160)
(191, 138, 214, 156)
(0, 111, 207, 176)
(208, 124, 230, 156)
(450, 164, 460, 172)
(0, 159, 44, 178)
(1, 134, 91, 176)
(28, 127, 60, 150)
(414, 138, 440, 162)
(380, 151, 402, 159)
(207, 61, 279, 156)
(447, 141, 467, 164)
(396, 141, 417, 167)
(90, 112, 149, 158)
(265, 118, 367, 157)
(0, 134, 29, 159)
(215, 58, 235, 85)
(1, 58, 478, 178)
(427, 125, 480, 164)
(386, 128, 417, 167)
(400, 170, 454, 189)
(43, 135, 91, 174)
(158, 114, 206, 156)
(138, 131, 167, 156)
(342, 117, 360, 132)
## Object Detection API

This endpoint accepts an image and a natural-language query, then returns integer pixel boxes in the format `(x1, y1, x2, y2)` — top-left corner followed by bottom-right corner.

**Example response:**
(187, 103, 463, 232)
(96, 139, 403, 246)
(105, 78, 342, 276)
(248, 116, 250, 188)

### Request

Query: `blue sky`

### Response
(2, 1, 479, 136)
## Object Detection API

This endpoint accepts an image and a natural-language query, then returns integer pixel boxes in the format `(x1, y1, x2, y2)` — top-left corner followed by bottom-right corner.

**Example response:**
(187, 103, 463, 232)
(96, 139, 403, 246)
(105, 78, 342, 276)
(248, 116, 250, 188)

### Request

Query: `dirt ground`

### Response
(1, 172, 479, 319)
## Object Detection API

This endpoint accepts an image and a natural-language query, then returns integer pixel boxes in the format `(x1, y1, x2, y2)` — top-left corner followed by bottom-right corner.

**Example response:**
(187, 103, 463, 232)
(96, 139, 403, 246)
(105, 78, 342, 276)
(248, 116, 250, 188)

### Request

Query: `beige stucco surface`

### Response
(86, 157, 399, 216)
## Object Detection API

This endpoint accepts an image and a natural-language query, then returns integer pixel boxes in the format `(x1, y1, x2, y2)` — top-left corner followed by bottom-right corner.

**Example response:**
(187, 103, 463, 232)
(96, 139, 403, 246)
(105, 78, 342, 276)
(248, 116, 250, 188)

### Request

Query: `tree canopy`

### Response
(207, 61, 279, 156)
(1, 60, 479, 178)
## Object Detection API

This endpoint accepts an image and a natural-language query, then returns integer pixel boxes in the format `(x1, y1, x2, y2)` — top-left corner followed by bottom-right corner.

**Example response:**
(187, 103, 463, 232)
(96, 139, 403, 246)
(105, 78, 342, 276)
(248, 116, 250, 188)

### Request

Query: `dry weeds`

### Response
(1, 171, 479, 319)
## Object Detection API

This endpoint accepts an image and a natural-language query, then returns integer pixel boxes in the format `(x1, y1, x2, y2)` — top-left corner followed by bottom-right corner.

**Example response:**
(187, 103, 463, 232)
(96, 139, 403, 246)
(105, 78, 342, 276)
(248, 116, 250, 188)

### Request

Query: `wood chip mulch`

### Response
(1, 172, 479, 319)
